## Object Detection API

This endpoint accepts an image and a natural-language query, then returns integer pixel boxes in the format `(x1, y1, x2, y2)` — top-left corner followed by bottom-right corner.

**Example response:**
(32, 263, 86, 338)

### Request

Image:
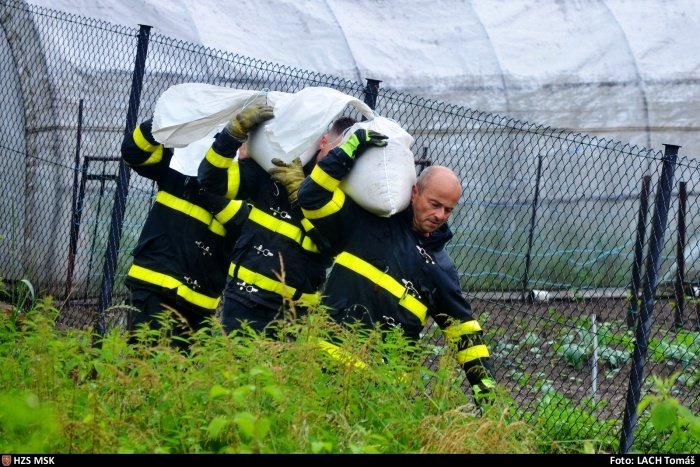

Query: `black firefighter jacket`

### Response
(121, 119, 249, 315)
(297, 147, 495, 388)
(197, 129, 332, 311)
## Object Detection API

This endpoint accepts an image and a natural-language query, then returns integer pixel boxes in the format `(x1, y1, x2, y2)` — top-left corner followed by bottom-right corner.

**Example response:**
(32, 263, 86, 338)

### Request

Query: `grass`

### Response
(2, 293, 697, 453)
(0, 297, 536, 454)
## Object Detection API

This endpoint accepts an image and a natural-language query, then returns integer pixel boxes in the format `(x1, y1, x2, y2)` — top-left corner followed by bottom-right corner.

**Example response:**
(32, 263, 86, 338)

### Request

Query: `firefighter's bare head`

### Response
(315, 116, 357, 163)
(411, 166, 461, 236)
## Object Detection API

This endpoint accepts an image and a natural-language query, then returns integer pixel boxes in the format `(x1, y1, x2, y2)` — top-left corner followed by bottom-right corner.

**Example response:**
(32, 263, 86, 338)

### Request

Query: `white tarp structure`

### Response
(26, 0, 700, 157)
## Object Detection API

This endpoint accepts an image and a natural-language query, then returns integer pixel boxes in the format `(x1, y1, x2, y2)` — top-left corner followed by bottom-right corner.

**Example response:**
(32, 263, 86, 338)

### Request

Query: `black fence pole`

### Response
(97, 24, 152, 333)
(415, 147, 432, 175)
(66, 99, 84, 298)
(627, 175, 652, 328)
(619, 144, 679, 454)
(674, 181, 687, 330)
(522, 154, 543, 301)
(362, 78, 381, 112)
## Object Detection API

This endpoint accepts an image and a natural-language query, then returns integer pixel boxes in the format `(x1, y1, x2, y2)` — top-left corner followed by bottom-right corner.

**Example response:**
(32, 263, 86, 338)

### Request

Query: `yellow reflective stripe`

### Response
(317, 339, 368, 370)
(215, 199, 244, 224)
(456, 344, 490, 365)
(301, 237, 318, 253)
(335, 252, 427, 325)
(248, 207, 319, 253)
(205, 147, 232, 169)
(310, 165, 341, 192)
(301, 189, 345, 220)
(300, 218, 314, 232)
(127, 264, 220, 310)
(226, 162, 241, 199)
(133, 126, 163, 166)
(155, 191, 225, 237)
(209, 220, 226, 236)
(444, 320, 483, 341)
(228, 263, 320, 305)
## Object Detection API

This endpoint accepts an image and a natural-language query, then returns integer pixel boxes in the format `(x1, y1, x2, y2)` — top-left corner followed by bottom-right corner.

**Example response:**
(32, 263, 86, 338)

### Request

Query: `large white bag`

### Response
(150, 83, 373, 175)
(247, 86, 373, 171)
(340, 117, 416, 217)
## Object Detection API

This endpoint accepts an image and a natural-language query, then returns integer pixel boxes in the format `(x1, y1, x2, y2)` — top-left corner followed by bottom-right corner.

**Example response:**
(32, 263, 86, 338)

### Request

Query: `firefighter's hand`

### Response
(226, 103, 274, 141)
(269, 157, 305, 204)
(339, 129, 388, 159)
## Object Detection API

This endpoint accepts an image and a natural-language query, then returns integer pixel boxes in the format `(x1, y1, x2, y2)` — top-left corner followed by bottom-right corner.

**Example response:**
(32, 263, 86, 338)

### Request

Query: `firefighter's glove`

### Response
(226, 103, 274, 141)
(338, 129, 388, 160)
(472, 376, 496, 413)
(270, 157, 305, 204)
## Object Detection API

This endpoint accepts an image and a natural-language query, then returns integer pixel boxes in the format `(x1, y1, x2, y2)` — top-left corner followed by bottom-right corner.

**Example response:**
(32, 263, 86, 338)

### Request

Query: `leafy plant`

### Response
(634, 373, 700, 453)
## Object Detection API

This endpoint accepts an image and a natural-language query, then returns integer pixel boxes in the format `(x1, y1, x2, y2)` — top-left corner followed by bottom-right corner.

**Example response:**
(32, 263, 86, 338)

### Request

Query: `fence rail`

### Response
(0, 0, 698, 453)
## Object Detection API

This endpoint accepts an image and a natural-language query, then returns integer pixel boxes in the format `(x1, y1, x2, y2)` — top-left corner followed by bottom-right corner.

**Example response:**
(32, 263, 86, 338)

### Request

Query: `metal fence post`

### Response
(522, 154, 543, 301)
(674, 181, 687, 329)
(627, 175, 652, 328)
(97, 24, 152, 333)
(619, 144, 679, 454)
(66, 99, 84, 298)
(362, 78, 381, 111)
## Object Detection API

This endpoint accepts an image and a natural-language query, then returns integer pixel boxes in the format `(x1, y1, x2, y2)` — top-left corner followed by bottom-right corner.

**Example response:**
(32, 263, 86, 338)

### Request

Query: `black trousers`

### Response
(221, 293, 305, 339)
(128, 288, 210, 347)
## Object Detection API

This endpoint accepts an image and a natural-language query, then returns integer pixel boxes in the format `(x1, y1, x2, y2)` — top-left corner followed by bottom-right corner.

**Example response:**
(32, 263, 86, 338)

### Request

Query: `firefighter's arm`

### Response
(121, 119, 173, 179)
(297, 130, 387, 245)
(432, 255, 496, 403)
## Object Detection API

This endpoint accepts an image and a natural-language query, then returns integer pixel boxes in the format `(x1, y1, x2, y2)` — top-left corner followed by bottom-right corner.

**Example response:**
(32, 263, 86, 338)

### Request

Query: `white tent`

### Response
(26, 0, 700, 156)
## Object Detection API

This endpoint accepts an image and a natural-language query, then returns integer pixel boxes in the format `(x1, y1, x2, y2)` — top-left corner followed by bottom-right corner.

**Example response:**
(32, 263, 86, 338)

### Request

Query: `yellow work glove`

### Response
(226, 103, 274, 141)
(269, 157, 305, 204)
(338, 129, 388, 159)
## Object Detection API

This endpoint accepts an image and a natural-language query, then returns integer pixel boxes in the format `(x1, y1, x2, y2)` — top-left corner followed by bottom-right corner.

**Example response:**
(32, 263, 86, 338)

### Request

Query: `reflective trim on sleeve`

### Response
(310, 165, 341, 192)
(215, 199, 245, 224)
(248, 207, 319, 253)
(301, 189, 345, 220)
(226, 162, 241, 199)
(228, 263, 320, 306)
(300, 218, 314, 232)
(205, 147, 233, 169)
(444, 320, 482, 341)
(335, 252, 427, 325)
(127, 264, 220, 310)
(132, 125, 163, 166)
(155, 191, 225, 237)
(456, 344, 490, 365)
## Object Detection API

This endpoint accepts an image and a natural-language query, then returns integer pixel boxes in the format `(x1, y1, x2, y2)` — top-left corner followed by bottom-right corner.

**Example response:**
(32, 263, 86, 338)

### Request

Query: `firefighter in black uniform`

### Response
(121, 118, 250, 345)
(198, 103, 355, 336)
(291, 129, 497, 402)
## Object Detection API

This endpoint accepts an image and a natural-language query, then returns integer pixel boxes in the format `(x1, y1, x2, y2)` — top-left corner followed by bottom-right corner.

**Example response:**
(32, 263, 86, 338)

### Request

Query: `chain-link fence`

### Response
(0, 0, 697, 453)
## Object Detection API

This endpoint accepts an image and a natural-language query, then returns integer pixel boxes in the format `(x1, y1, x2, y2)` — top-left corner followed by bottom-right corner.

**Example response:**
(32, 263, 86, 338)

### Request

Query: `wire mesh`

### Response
(0, 0, 697, 453)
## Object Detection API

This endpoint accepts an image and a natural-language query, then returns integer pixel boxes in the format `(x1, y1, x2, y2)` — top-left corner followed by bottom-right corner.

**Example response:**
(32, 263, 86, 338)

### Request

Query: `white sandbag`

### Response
(151, 83, 278, 176)
(149, 83, 374, 175)
(247, 86, 374, 171)
(339, 117, 416, 217)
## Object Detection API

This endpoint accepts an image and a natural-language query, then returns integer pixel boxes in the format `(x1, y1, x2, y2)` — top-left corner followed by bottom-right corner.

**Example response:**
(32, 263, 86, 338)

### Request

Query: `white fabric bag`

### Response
(150, 83, 373, 175)
(340, 117, 416, 217)
(246, 86, 373, 171)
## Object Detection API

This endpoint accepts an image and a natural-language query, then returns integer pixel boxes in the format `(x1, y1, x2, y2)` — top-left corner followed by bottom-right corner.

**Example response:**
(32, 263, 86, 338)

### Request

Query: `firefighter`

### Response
(279, 129, 496, 402)
(121, 118, 250, 346)
(197, 103, 355, 337)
